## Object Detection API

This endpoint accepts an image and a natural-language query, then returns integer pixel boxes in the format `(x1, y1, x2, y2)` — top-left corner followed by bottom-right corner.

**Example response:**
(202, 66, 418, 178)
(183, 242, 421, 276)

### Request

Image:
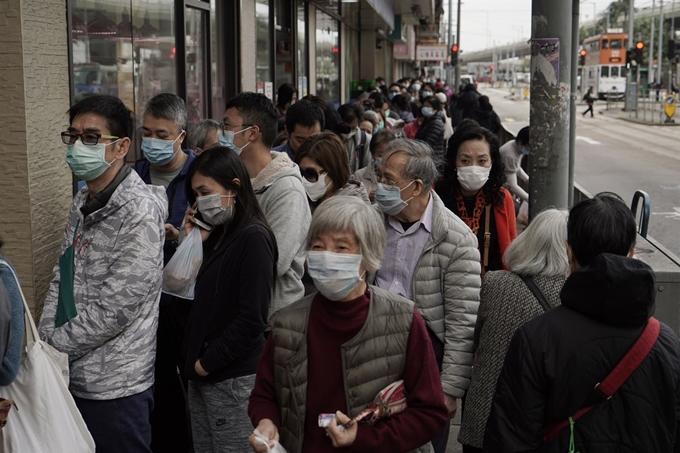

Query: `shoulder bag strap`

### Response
(519, 275, 552, 312)
(543, 317, 661, 441)
(482, 204, 492, 278)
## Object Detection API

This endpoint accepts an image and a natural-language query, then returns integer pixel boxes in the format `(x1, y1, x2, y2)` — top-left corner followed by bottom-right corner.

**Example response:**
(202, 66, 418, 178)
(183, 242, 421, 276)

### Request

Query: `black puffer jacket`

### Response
(415, 113, 445, 156)
(484, 253, 680, 453)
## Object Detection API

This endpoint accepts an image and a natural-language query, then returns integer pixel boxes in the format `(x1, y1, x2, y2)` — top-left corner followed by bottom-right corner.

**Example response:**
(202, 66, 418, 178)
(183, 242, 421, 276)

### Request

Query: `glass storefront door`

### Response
(315, 9, 340, 103)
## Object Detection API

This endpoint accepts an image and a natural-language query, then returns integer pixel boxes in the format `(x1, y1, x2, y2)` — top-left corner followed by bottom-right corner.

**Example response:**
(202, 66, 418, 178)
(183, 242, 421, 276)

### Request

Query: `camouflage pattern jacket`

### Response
(39, 170, 167, 400)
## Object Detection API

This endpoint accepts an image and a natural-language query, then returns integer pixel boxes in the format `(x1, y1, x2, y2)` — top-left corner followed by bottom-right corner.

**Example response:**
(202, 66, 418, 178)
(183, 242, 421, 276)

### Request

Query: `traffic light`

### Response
(635, 41, 644, 64)
(579, 48, 586, 66)
(451, 44, 459, 66)
(626, 49, 634, 68)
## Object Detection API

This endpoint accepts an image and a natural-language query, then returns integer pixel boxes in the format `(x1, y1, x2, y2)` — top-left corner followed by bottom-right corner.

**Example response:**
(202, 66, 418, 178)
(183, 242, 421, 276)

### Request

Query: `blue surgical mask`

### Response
(412, 83, 421, 91)
(389, 92, 398, 100)
(66, 140, 119, 181)
(375, 122, 385, 132)
(375, 180, 415, 216)
(385, 109, 391, 118)
(421, 107, 434, 118)
(520, 145, 530, 155)
(141, 133, 183, 165)
(307, 251, 365, 301)
(422, 91, 433, 98)
(218, 127, 253, 156)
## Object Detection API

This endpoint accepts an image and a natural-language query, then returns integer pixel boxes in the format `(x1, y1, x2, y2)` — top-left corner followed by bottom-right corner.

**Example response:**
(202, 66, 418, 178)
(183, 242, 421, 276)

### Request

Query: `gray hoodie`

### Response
(252, 152, 311, 315)
(39, 170, 167, 400)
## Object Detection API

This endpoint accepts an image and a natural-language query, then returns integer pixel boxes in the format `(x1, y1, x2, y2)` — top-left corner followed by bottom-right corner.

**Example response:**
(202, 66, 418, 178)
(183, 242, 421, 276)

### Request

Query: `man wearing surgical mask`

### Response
(373, 139, 481, 453)
(40, 95, 167, 453)
(133, 92, 195, 452)
(436, 119, 517, 277)
(338, 102, 372, 173)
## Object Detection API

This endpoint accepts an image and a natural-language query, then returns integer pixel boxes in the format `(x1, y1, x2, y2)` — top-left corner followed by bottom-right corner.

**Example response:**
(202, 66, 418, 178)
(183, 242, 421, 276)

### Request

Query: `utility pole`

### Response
(528, 0, 572, 216)
(650, 0, 657, 87)
(447, 0, 453, 86)
(569, 0, 580, 206)
(659, 0, 665, 89)
(454, 0, 462, 89)
(625, 0, 637, 110)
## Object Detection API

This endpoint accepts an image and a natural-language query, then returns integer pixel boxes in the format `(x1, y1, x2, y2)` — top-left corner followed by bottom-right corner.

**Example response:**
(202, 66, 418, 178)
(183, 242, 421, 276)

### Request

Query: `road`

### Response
(483, 86, 680, 258)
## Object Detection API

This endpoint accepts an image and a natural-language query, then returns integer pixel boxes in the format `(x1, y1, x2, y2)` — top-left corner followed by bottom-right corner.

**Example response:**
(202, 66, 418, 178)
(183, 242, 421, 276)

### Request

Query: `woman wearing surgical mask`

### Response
(248, 196, 449, 453)
(182, 148, 277, 453)
(415, 97, 446, 156)
(296, 132, 370, 211)
(436, 119, 517, 276)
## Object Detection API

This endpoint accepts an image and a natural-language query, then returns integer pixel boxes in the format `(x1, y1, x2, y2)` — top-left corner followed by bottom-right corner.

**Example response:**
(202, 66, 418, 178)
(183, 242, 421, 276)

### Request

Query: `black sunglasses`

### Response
(300, 167, 325, 183)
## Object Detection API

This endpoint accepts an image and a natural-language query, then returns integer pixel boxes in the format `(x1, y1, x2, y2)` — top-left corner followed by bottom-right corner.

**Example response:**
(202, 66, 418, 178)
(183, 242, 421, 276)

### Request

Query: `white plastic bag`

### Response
(162, 227, 204, 300)
(252, 429, 288, 453)
(0, 259, 95, 453)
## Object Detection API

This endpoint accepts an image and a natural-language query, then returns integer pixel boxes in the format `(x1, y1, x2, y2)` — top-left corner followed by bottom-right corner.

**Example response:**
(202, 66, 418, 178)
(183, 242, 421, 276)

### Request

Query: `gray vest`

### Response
(270, 285, 434, 453)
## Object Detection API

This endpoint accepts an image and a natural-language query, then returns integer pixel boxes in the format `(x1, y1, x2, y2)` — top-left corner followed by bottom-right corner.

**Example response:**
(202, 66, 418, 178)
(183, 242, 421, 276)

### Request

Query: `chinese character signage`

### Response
(416, 45, 448, 62)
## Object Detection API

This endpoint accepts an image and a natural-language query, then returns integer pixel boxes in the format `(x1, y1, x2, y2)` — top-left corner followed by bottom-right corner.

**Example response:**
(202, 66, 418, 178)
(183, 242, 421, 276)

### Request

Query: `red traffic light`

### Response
(635, 41, 644, 50)
(451, 44, 459, 53)
(579, 49, 587, 57)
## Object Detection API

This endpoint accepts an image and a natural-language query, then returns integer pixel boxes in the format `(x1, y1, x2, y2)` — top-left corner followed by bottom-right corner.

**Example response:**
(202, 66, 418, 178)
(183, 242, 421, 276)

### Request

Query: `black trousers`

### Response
(583, 103, 594, 117)
(150, 295, 193, 453)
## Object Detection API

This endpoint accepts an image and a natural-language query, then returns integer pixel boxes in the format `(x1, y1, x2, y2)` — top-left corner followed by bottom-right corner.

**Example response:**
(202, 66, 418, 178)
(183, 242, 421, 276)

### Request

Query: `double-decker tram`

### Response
(582, 32, 628, 99)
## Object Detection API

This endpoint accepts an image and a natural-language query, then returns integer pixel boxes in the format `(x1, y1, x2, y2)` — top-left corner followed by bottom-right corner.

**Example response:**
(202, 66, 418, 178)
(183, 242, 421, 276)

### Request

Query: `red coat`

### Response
(495, 187, 518, 269)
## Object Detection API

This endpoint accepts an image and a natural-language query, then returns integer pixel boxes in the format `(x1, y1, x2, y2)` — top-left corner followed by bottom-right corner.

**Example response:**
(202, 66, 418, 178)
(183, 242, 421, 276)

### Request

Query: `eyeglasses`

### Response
(61, 132, 119, 146)
(300, 167, 326, 183)
(221, 123, 252, 132)
(375, 171, 411, 187)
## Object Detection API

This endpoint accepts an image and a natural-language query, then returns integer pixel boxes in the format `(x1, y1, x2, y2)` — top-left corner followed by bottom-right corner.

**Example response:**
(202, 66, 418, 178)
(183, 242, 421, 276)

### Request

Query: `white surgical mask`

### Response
(302, 173, 330, 202)
(375, 180, 415, 216)
(307, 251, 365, 301)
(218, 127, 253, 155)
(457, 166, 491, 192)
(421, 107, 434, 118)
(196, 193, 235, 225)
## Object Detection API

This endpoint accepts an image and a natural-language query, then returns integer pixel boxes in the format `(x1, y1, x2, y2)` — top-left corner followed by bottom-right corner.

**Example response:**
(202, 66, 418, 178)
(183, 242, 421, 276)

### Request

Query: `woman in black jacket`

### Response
(470, 96, 501, 135)
(415, 96, 445, 156)
(182, 148, 277, 453)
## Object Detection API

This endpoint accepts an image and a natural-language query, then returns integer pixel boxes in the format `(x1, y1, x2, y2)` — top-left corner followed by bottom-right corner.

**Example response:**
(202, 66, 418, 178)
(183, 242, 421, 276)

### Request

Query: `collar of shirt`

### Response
(387, 193, 434, 234)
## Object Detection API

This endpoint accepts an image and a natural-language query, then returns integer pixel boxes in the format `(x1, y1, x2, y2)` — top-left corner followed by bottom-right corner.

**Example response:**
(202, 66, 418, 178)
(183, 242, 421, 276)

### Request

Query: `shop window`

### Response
(275, 0, 293, 87)
(315, 9, 340, 102)
(602, 39, 609, 49)
(185, 7, 208, 125)
(256, 0, 274, 100)
(70, 0, 177, 163)
(296, 2, 308, 96)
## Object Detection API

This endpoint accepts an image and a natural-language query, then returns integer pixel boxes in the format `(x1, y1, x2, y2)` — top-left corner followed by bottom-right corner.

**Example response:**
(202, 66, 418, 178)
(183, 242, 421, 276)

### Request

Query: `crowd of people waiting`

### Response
(0, 74, 678, 453)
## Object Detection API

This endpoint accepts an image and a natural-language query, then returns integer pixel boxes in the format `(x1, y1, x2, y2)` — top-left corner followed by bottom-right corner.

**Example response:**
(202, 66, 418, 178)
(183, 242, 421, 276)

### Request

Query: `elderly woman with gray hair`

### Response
(457, 209, 569, 453)
(248, 196, 448, 453)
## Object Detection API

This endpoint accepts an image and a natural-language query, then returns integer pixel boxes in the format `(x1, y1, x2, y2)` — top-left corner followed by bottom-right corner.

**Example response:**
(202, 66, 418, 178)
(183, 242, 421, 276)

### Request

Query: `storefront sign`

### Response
(416, 45, 448, 62)
(394, 43, 409, 60)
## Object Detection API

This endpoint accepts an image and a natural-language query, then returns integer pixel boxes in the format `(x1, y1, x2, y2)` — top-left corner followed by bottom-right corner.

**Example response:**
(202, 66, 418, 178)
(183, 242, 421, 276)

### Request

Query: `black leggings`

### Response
(583, 104, 594, 117)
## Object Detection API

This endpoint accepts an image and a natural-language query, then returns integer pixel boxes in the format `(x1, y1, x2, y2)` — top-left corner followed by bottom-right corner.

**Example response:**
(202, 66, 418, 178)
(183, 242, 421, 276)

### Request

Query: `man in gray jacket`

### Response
(221, 92, 311, 315)
(373, 139, 481, 453)
(39, 95, 167, 453)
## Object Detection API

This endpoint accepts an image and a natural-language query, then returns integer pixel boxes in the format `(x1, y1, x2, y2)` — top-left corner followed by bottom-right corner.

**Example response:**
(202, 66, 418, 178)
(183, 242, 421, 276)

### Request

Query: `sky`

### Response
(442, 0, 655, 52)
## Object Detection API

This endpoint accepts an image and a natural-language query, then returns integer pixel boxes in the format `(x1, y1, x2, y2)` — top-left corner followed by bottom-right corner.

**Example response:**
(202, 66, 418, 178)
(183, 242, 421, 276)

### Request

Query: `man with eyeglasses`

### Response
(372, 139, 481, 453)
(39, 95, 167, 453)
(220, 92, 311, 317)
(132, 93, 195, 452)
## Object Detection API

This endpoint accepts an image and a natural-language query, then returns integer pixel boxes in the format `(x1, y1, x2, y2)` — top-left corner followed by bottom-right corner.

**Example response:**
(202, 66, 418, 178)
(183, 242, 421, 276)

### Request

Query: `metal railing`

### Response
(629, 92, 673, 124)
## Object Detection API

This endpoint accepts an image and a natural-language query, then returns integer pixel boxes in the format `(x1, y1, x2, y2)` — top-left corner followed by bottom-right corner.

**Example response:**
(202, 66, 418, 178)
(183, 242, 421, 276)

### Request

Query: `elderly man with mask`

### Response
(373, 139, 481, 453)
(133, 92, 196, 452)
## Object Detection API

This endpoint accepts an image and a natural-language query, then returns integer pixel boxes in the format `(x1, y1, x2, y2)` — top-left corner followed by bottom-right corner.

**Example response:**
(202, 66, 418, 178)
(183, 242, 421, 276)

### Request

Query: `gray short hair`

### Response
(307, 196, 386, 272)
(504, 208, 569, 277)
(187, 119, 221, 149)
(363, 110, 380, 126)
(144, 93, 187, 133)
(383, 139, 441, 190)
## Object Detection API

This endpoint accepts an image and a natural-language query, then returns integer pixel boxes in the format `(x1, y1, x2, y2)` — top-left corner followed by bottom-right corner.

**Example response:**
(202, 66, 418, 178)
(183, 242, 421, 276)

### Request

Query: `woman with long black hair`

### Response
(182, 148, 278, 452)
(435, 119, 517, 276)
